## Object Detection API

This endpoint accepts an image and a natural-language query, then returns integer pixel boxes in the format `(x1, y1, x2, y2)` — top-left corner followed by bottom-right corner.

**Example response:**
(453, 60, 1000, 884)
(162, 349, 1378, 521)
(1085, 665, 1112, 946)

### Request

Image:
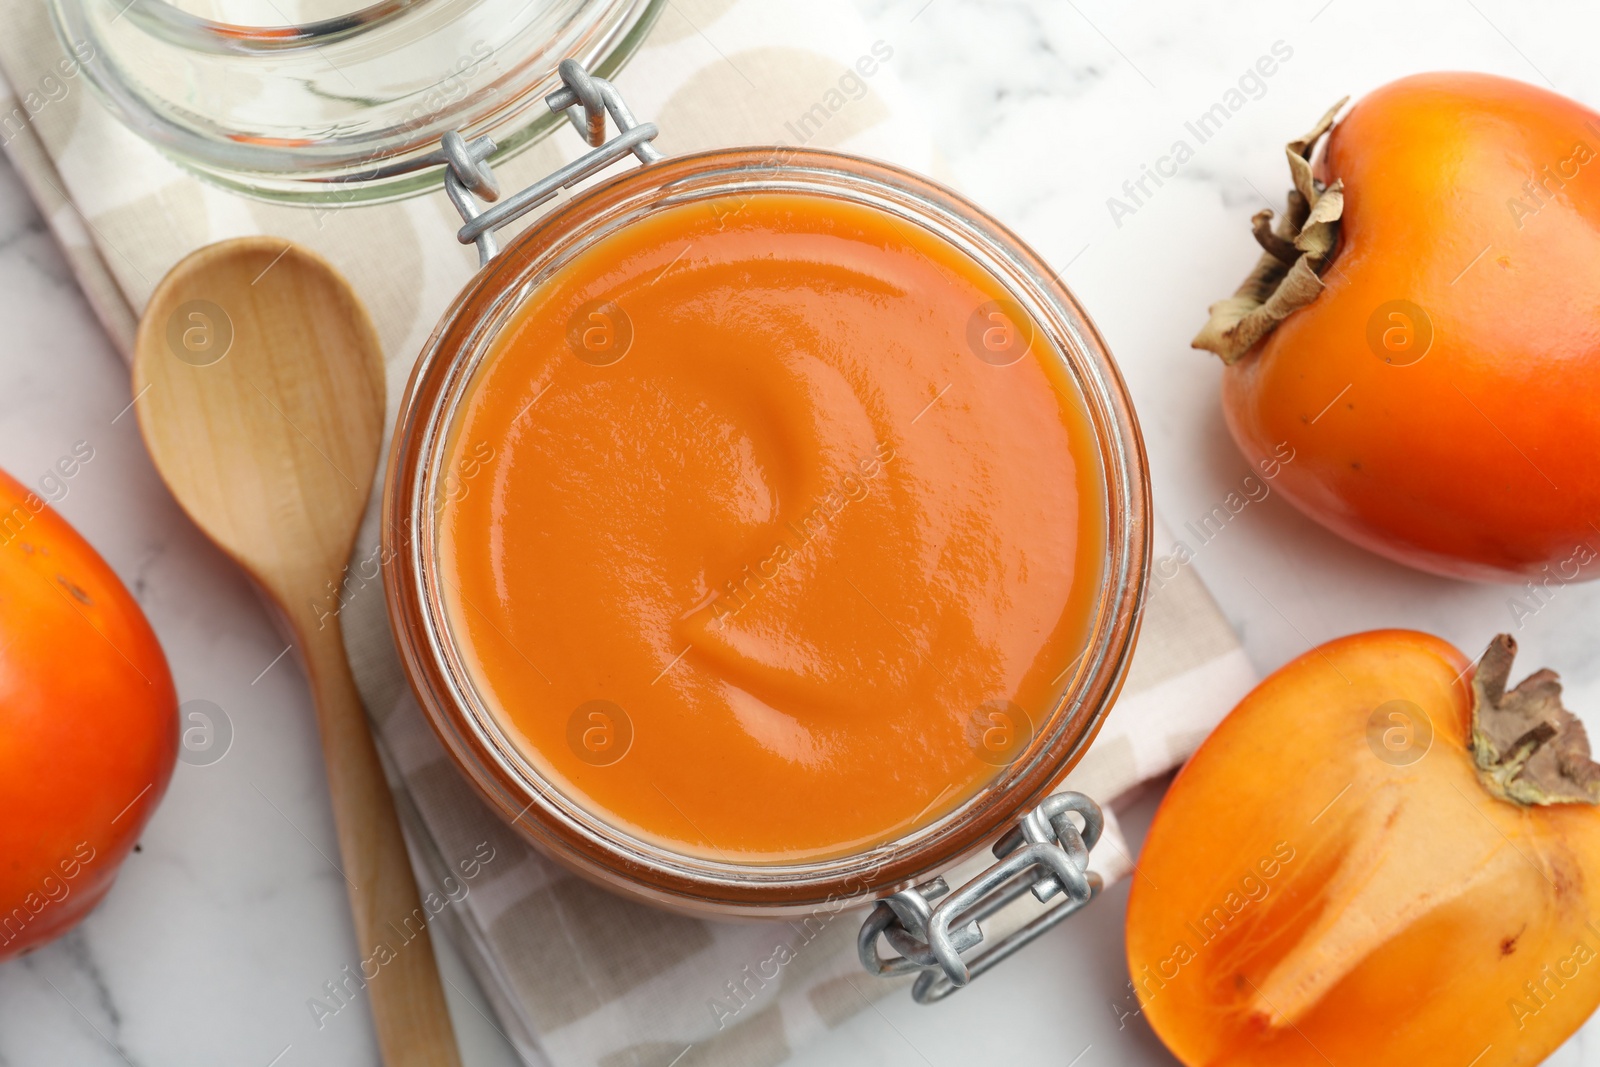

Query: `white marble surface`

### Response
(4, 0, 1600, 1064)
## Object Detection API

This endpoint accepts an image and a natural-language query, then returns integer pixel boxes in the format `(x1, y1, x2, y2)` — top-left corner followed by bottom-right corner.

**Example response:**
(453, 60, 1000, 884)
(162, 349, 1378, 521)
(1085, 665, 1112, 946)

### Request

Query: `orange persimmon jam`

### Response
(437, 191, 1104, 862)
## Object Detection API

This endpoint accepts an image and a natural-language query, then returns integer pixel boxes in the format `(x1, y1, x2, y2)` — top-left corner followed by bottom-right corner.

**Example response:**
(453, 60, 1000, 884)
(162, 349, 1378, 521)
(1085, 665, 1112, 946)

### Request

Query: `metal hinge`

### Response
(437, 59, 663, 267)
(858, 791, 1104, 1003)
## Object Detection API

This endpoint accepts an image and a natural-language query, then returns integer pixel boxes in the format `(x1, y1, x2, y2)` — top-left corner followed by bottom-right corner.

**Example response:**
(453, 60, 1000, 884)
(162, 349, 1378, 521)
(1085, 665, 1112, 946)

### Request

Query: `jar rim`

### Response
(382, 146, 1150, 916)
(104, 0, 421, 54)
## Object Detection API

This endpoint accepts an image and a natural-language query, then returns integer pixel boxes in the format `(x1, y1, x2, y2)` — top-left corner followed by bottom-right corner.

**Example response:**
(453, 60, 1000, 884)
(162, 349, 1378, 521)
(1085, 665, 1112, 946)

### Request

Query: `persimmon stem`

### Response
(1192, 98, 1349, 365)
(1250, 210, 1300, 265)
(1470, 634, 1600, 806)
(1496, 722, 1558, 779)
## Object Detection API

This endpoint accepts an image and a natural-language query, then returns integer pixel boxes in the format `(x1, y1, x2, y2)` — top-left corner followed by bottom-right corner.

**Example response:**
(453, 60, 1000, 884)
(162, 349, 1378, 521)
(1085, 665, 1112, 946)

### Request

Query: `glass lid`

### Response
(48, 0, 664, 202)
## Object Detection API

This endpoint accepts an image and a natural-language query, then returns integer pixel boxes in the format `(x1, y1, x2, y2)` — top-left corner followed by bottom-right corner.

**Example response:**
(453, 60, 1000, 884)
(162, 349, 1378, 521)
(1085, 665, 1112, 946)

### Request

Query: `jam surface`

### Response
(439, 191, 1103, 861)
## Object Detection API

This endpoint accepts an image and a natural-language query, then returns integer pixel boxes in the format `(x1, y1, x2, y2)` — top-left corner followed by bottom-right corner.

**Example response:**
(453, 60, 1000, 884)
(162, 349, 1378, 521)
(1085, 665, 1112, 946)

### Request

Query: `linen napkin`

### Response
(0, 1, 1258, 1063)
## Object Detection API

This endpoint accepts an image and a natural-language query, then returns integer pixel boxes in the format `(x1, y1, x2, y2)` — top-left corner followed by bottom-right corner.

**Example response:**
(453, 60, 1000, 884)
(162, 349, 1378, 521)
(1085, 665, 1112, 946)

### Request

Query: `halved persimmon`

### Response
(1126, 630, 1600, 1066)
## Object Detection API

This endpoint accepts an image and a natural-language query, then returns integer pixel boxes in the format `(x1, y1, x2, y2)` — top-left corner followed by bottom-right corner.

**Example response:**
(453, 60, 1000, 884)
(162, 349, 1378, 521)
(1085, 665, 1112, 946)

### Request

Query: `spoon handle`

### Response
(299, 618, 463, 1066)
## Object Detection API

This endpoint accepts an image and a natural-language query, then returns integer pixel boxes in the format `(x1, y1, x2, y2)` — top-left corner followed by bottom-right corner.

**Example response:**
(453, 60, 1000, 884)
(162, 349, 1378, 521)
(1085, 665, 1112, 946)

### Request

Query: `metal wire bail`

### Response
(438, 60, 663, 266)
(858, 791, 1105, 1004)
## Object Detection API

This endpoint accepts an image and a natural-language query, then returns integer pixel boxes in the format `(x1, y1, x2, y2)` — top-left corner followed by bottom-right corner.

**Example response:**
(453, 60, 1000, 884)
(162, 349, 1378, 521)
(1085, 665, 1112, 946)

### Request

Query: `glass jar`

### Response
(383, 63, 1149, 999)
(48, 0, 662, 202)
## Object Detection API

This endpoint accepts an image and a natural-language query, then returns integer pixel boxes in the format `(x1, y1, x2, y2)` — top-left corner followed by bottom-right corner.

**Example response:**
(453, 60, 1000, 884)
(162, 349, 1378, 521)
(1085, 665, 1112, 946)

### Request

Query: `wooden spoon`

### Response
(132, 237, 461, 1066)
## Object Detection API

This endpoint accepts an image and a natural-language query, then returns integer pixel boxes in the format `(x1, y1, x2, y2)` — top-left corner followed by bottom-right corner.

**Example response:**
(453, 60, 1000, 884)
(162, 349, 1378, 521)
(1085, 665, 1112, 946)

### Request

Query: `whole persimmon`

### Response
(1195, 73, 1600, 582)
(0, 467, 177, 960)
(1125, 630, 1600, 1066)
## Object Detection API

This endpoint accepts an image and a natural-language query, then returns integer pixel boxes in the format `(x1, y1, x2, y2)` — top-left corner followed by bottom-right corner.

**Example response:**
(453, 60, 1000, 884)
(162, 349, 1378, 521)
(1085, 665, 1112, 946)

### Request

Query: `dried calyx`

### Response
(1192, 98, 1349, 365)
(1471, 634, 1600, 806)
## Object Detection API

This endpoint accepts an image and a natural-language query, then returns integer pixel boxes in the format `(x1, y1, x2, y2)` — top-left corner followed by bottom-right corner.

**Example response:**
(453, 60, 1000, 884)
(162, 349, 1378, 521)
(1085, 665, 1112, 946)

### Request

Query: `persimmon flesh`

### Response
(438, 191, 1104, 861)
(1126, 630, 1600, 1066)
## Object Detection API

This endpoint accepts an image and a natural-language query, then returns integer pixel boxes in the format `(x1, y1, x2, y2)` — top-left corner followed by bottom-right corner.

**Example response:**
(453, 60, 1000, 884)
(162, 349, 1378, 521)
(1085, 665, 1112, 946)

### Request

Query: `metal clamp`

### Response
(858, 792, 1104, 1004)
(438, 59, 663, 266)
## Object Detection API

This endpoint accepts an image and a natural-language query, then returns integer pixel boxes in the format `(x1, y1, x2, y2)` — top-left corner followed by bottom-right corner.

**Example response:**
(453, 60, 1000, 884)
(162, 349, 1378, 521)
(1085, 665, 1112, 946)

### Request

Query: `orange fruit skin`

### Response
(1126, 630, 1600, 1067)
(0, 469, 177, 960)
(1222, 72, 1600, 581)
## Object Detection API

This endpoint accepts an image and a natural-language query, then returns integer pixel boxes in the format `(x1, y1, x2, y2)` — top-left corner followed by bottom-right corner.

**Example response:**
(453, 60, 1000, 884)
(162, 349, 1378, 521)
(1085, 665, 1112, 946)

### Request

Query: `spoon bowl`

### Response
(134, 239, 383, 607)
